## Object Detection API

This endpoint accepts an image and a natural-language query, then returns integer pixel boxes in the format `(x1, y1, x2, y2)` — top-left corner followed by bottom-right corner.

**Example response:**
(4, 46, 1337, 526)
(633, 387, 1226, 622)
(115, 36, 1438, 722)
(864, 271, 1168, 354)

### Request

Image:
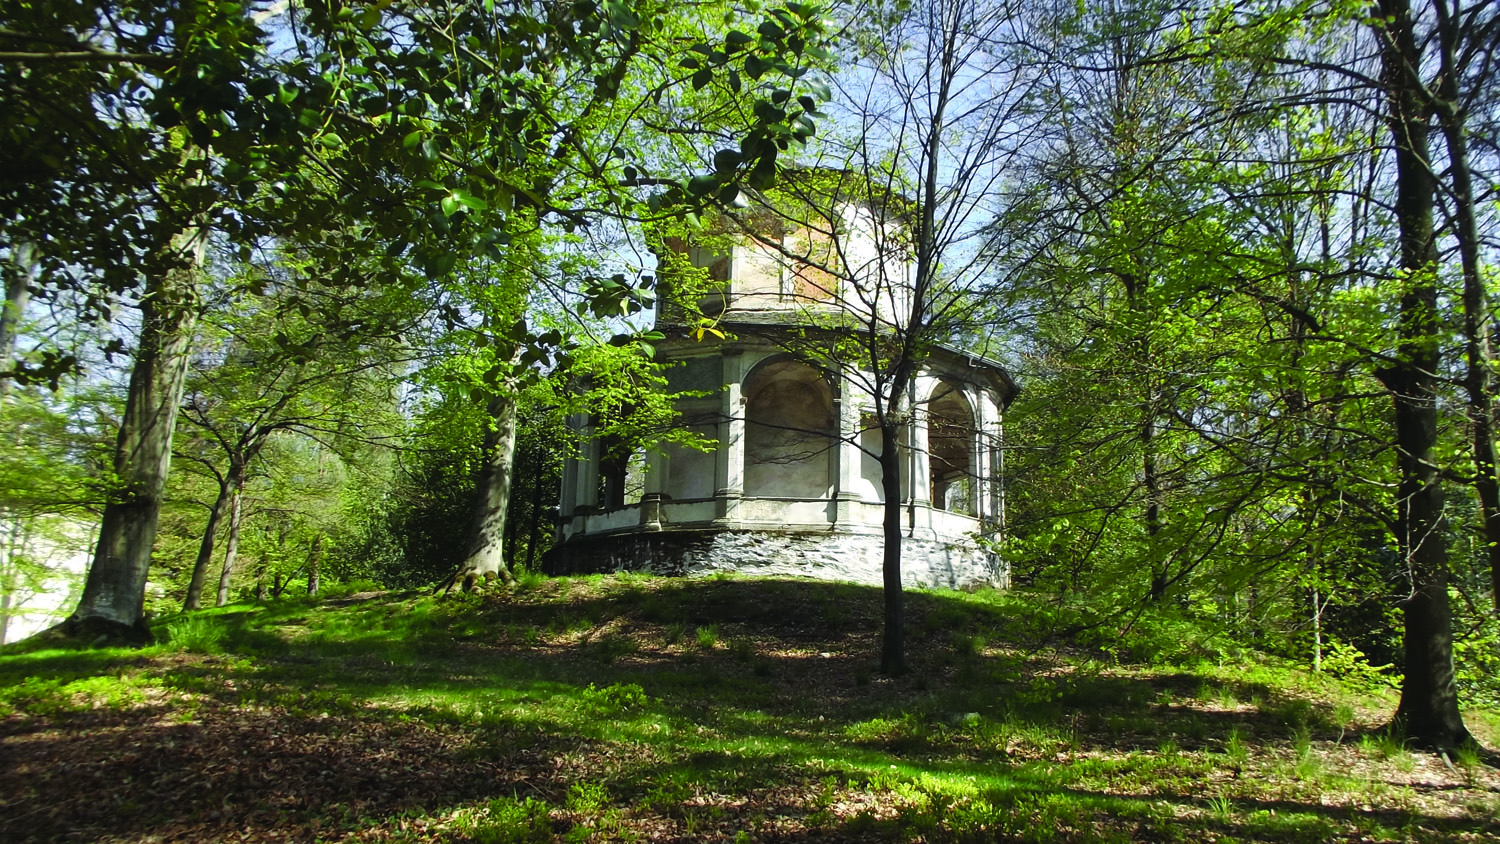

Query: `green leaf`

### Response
(451, 189, 488, 212)
(725, 30, 754, 52)
(718, 185, 747, 207)
(713, 148, 742, 172)
(692, 68, 713, 90)
(744, 54, 769, 80)
(753, 101, 786, 124)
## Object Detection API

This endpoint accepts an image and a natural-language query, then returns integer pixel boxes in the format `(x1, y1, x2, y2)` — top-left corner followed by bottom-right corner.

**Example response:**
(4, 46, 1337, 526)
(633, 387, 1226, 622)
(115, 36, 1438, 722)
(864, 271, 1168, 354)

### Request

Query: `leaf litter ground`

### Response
(2, 574, 1497, 843)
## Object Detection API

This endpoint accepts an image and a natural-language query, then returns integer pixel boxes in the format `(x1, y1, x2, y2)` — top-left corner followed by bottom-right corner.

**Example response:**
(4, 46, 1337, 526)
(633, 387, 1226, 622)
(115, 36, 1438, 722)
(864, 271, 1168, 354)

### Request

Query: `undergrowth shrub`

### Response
(160, 616, 227, 653)
(461, 795, 553, 843)
(315, 579, 385, 600)
(1318, 639, 1400, 694)
(0, 674, 148, 717)
(1453, 612, 1500, 709)
(581, 682, 648, 710)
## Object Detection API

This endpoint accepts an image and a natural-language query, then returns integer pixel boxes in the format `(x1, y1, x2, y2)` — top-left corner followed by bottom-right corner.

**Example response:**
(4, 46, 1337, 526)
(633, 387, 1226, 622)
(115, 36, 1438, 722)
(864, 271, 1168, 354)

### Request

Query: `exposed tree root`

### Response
(33, 615, 155, 648)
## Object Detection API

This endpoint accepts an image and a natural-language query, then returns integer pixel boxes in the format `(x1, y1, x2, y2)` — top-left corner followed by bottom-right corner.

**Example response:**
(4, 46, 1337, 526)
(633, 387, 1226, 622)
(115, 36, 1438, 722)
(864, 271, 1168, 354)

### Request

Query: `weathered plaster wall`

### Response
(544, 528, 1006, 590)
(743, 359, 835, 499)
(663, 424, 717, 500)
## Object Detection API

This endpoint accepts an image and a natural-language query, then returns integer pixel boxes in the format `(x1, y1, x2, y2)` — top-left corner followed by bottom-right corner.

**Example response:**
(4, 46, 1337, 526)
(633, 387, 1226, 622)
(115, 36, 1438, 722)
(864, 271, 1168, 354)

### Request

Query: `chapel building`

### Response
(544, 183, 1016, 588)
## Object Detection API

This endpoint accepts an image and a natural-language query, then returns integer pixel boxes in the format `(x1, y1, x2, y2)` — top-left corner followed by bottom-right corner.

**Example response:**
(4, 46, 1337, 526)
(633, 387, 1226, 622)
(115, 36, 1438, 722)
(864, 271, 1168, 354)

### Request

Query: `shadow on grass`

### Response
(1, 576, 1493, 843)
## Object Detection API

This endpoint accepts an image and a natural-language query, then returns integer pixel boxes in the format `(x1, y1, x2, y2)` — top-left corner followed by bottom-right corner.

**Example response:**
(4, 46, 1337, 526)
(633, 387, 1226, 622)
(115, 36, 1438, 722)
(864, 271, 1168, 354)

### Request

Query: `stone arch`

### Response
(742, 357, 836, 499)
(928, 381, 977, 515)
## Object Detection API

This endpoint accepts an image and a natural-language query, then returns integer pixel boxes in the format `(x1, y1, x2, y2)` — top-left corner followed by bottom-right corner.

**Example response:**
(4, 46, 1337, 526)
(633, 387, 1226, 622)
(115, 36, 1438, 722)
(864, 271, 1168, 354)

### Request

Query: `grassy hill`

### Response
(1, 573, 1497, 843)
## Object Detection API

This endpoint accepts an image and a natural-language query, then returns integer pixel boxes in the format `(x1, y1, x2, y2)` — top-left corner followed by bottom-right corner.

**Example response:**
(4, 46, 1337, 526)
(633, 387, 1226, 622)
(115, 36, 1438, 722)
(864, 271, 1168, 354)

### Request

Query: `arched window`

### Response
(928, 383, 977, 515)
(743, 359, 835, 499)
(596, 434, 643, 510)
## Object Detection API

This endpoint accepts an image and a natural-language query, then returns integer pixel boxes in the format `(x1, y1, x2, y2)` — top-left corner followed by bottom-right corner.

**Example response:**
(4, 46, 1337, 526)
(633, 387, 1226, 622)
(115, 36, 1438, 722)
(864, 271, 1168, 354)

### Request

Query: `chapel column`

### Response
(640, 447, 667, 531)
(972, 388, 992, 521)
(834, 372, 864, 526)
(557, 414, 583, 540)
(908, 375, 934, 538)
(715, 349, 747, 524)
(565, 418, 600, 538)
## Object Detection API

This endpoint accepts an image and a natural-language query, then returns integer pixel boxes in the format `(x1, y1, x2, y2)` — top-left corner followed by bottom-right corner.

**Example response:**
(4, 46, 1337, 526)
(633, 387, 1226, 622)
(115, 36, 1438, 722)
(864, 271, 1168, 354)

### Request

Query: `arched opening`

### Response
(743, 359, 835, 499)
(928, 383, 977, 515)
(596, 434, 643, 510)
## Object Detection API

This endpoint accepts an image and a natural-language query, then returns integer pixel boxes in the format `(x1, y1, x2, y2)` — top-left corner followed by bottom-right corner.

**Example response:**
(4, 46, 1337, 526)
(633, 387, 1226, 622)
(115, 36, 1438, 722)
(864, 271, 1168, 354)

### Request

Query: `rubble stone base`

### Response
(542, 529, 1006, 590)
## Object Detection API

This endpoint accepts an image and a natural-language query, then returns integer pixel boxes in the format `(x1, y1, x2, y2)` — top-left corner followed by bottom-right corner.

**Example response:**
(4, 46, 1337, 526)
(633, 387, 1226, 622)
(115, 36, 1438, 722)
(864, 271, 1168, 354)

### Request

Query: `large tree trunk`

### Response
(1433, 1, 1500, 613)
(448, 392, 519, 591)
(0, 243, 35, 642)
(215, 483, 245, 606)
(0, 519, 23, 645)
(1376, 0, 1470, 749)
(0, 240, 34, 398)
(66, 226, 202, 644)
(183, 459, 244, 611)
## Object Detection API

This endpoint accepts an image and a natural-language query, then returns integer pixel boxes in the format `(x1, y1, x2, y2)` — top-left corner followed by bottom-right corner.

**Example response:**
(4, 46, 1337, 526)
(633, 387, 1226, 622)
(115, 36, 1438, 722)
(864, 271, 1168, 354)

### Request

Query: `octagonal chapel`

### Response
(544, 188, 1016, 589)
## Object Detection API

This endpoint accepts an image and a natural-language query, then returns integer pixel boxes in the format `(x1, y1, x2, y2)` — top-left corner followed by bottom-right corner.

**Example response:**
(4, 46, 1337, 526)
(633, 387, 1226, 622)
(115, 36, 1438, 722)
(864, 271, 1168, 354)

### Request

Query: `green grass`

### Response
(1, 575, 1496, 843)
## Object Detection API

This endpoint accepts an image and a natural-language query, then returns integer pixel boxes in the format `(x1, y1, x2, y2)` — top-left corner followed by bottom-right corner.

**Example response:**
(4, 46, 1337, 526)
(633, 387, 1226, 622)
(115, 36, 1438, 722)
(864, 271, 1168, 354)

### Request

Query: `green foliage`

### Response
(1318, 639, 1400, 694)
(696, 624, 721, 650)
(159, 616, 228, 653)
(1452, 596, 1500, 709)
(3, 576, 1496, 842)
(0, 672, 147, 718)
(460, 795, 554, 844)
(580, 682, 649, 711)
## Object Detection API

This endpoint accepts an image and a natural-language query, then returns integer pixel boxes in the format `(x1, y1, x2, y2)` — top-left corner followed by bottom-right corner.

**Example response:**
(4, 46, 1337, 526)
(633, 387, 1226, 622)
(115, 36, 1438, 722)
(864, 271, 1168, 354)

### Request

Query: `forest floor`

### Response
(1, 574, 1497, 843)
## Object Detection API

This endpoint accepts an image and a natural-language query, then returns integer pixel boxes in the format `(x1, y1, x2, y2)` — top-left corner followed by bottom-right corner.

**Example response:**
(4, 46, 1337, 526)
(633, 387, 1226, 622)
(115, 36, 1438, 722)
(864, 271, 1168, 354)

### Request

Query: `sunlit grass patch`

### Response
(5, 574, 1498, 844)
(0, 671, 154, 717)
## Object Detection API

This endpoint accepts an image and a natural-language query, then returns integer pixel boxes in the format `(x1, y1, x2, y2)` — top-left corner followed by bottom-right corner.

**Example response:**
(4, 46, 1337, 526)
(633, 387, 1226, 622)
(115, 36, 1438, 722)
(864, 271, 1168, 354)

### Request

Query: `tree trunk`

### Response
(0, 519, 21, 644)
(1144, 421, 1168, 601)
(877, 374, 912, 677)
(306, 535, 323, 596)
(183, 478, 231, 612)
(253, 555, 267, 602)
(66, 226, 203, 644)
(1433, 1, 1500, 613)
(0, 242, 34, 643)
(215, 484, 244, 606)
(449, 392, 520, 591)
(1311, 587, 1323, 673)
(1376, 0, 1470, 749)
(183, 459, 244, 611)
(0, 240, 34, 398)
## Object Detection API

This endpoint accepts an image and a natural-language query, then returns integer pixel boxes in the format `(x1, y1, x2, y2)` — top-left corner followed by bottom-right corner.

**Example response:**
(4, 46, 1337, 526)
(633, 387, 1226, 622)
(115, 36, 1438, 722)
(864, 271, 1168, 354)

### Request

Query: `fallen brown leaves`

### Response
(2, 578, 1498, 843)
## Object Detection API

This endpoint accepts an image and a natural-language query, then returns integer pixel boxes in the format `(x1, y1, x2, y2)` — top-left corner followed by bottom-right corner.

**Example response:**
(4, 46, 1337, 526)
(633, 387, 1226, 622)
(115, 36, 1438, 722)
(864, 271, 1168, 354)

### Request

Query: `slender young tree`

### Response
(674, 0, 1041, 673)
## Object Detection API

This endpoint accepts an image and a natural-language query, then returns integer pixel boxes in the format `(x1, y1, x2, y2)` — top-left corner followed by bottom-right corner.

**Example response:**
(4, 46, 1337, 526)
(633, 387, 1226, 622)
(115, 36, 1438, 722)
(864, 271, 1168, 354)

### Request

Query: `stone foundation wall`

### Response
(542, 529, 1007, 590)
